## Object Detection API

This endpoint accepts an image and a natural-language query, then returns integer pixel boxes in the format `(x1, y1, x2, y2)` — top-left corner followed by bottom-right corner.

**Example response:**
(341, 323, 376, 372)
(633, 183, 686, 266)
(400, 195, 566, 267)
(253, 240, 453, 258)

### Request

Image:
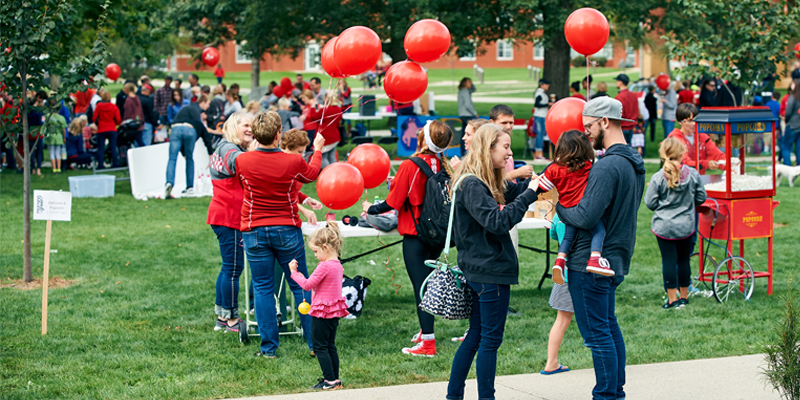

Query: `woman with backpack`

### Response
(362, 120, 453, 357)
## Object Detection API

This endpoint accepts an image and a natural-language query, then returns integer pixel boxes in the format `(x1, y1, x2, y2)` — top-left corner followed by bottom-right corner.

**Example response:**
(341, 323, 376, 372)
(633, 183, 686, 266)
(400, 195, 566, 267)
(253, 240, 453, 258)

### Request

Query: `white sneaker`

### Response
(181, 187, 194, 196)
(451, 328, 469, 342)
(165, 182, 173, 198)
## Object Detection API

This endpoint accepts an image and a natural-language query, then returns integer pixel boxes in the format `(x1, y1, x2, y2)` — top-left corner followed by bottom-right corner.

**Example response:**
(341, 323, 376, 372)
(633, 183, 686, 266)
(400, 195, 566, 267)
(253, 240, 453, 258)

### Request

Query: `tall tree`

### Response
(0, 0, 110, 282)
(661, 0, 800, 106)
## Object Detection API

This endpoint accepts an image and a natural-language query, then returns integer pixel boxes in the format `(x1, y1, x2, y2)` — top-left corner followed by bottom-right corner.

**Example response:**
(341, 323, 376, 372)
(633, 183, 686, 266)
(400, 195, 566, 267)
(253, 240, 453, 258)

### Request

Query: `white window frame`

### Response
(304, 41, 321, 71)
(533, 43, 544, 60)
(626, 45, 636, 66)
(236, 42, 250, 64)
(497, 39, 513, 61)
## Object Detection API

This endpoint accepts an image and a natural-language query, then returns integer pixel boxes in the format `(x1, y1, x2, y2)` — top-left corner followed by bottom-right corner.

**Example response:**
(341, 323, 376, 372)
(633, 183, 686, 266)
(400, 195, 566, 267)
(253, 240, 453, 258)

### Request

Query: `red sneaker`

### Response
(552, 258, 566, 285)
(411, 330, 423, 343)
(402, 339, 436, 357)
(586, 256, 615, 277)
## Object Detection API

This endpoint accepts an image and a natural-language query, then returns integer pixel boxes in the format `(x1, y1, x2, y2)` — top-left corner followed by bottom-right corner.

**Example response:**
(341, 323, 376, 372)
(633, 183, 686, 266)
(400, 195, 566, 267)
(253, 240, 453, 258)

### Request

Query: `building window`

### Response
(533, 43, 544, 60)
(626, 45, 636, 66)
(497, 39, 513, 61)
(459, 40, 477, 61)
(236, 42, 250, 64)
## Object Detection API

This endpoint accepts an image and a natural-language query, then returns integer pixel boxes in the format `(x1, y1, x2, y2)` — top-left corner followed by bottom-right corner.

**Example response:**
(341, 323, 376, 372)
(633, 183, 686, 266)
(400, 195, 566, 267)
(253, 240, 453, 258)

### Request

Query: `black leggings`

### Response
(311, 317, 340, 382)
(402, 235, 440, 335)
(656, 236, 694, 290)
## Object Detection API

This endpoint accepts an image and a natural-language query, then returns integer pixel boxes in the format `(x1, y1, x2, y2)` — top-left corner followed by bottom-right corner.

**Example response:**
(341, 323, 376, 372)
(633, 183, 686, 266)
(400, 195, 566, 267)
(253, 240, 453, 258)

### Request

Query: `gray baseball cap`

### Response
(582, 96, 635, 123)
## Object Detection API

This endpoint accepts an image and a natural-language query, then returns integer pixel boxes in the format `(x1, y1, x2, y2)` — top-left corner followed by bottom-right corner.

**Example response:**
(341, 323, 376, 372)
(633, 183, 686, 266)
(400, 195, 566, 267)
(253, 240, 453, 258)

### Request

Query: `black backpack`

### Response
(405, 157, 451, 248)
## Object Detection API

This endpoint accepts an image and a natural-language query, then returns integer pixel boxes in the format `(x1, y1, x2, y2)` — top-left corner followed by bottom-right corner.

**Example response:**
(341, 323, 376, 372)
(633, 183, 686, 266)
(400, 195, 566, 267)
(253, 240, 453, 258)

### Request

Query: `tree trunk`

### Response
(251, 57, 260, 93)
(21, 61, 32, 283)
(383, 41, 406, 65)
(544, 29, 571, 101)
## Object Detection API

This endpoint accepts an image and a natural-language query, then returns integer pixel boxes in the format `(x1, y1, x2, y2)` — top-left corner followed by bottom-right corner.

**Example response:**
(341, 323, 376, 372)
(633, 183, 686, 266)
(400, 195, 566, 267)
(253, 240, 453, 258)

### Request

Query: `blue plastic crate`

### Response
(68, 175, 116, 198)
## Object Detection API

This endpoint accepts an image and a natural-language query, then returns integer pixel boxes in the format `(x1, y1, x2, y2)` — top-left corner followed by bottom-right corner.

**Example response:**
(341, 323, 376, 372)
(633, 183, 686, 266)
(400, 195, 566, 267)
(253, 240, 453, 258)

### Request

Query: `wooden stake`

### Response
(42, 219, 52, 335)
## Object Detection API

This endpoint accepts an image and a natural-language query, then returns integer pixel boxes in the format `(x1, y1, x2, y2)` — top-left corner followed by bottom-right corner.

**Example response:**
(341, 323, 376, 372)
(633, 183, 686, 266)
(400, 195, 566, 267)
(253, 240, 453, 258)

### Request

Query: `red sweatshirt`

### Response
(385, 154, 442, 236)
(74, 89, 95, 114)
(93, 102, 121, 133)
(538, 161, 592, 208)
(667, 129, 724, 174)
(615, 89, 638, 130)
(307, 105, 343, 145)
(236, 148, 322, 231)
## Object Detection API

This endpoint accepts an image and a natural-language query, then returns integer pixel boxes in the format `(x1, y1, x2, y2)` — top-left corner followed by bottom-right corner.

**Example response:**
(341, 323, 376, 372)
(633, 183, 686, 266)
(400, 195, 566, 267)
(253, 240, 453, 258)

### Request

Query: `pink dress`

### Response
(290, 260, 349, 319)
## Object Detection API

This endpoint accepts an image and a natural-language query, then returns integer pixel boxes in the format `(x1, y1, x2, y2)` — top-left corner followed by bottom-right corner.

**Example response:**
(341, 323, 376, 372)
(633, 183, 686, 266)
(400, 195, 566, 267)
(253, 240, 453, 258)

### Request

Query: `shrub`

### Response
(571, 56, 586, 68)
(762, 283, 800, 400)
(594, 57, 608, 67)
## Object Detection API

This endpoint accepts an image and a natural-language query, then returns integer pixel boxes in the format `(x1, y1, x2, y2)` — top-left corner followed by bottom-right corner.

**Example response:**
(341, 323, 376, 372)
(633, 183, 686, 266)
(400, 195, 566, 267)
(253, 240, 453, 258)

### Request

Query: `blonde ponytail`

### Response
(660, 137, 686, 189)
(309, 222, 343, 255)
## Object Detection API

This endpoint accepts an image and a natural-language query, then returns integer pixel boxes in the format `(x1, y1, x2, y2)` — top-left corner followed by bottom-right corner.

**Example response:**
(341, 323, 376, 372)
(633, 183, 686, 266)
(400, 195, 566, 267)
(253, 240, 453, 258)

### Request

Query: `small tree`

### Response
(662, 0, 800, 106)
(0, 0, 109, 282)
(763, 283, 800, 400)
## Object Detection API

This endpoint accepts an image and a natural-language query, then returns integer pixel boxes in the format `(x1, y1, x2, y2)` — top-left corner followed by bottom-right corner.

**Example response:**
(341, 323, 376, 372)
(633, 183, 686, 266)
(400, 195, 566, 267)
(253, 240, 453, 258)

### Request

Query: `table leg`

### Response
(537, 228, 552, 290)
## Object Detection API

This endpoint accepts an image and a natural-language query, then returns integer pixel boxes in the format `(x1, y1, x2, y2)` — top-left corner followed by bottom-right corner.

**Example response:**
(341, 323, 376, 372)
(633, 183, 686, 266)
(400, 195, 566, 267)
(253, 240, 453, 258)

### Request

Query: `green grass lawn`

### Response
(1, 155, 798, 398)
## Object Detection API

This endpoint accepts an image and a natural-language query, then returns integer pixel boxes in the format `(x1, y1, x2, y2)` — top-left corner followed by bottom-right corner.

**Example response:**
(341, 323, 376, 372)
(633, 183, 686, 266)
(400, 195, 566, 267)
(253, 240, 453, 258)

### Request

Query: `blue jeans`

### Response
(447, 282, 510, 400)
(166, 125, 196, 188)
(95, 131, 119, 169)
(568, 270, 626, 400)
(782, 125, 800, 166)
(212, 225, 244, 319)
(242, 226, 312, 355)
(136, 123, 153, 147)
(662, 120, 675, 139)
(559, 221, 605, 255)
(622, 130, 633, 146)
(534, 117, 546, 151)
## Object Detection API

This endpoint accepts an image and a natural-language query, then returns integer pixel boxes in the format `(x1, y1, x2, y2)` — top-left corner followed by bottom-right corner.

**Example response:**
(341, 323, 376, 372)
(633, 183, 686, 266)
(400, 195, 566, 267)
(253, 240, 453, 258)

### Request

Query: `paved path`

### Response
(226, 354, 779, 400)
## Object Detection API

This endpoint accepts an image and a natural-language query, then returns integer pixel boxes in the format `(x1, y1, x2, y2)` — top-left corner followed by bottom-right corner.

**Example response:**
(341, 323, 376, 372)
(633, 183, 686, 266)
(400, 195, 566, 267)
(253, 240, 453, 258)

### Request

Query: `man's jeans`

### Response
(782, 125, 800, 166)
(165, 125, 196, 188)
(212, 225, 244, 319)
(568, 270, 626, 400)
(447, 282, 510, 400)
(534, 116, 547, 152)
(622, 130, 633, 146)
(242, 225, 312, 355)
(662, 120, 675, 139)
(136, 122, 153, 147)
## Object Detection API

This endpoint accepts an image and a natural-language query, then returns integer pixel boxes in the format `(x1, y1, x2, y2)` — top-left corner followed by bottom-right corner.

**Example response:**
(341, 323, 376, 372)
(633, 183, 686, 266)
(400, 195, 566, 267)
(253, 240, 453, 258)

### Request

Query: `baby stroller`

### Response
(89, 119, 140, 168)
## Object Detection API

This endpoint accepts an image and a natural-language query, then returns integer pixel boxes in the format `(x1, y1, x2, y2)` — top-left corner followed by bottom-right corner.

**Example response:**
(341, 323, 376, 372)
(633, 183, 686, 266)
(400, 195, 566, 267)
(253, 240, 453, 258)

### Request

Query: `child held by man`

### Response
(289, 222, 349, 390)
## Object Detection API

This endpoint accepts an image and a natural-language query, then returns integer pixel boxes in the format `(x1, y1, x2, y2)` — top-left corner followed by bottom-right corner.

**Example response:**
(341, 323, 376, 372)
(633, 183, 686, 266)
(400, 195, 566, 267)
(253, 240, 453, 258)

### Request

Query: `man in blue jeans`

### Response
(165, 95, 218, 198)
(556, 97, 645, 400)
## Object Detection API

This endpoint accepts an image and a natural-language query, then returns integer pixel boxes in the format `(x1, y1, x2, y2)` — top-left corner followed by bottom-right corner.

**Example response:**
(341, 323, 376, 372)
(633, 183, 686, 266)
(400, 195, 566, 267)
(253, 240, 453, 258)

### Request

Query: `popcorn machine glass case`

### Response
(694, 107, 776, 199)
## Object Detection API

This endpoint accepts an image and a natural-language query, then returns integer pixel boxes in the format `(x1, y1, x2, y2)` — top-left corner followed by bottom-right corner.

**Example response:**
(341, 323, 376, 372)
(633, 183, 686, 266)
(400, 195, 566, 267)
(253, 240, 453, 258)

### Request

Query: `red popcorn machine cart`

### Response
(692, 107, 778, 302)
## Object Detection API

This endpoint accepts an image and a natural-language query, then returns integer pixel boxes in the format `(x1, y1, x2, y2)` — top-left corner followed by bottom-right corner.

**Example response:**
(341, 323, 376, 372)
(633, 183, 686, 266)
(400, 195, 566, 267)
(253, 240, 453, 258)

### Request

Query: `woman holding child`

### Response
(236, 111, 325, 358)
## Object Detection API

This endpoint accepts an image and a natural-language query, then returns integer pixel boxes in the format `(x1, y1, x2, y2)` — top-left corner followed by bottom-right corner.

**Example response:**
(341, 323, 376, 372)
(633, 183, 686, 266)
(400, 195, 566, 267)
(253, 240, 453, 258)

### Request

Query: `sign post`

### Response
(32, 190, 72, 335)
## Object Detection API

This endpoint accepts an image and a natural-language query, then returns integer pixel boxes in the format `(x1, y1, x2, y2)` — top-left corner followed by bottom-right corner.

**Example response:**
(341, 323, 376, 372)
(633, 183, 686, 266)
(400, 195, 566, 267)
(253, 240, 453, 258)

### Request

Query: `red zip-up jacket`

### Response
(667, 129, 724, 174)
(307, 105, 343, 145)
(236, 148, 322, 231)
(93, 102, 121, 133)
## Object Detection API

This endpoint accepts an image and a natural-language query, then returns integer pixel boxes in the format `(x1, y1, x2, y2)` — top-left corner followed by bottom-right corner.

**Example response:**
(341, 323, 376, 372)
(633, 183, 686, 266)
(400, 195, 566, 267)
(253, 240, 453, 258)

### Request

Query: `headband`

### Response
(423, 121, 447, 154)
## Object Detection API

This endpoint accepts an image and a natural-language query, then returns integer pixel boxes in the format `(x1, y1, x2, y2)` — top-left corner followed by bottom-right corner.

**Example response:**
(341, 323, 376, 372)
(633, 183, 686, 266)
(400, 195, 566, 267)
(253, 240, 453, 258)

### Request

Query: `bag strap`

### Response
(442, 173, 473, 258)
(409, 157, 434, 178)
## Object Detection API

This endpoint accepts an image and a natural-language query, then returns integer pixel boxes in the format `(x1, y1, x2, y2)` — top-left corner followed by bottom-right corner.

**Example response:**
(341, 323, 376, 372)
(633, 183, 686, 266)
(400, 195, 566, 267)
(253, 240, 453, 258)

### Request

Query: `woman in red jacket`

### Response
(306, 92, 343, 168)
(300, 90, 320, 151)
(362, 120, 453, 357)
(92, 88, 121, 169)
(207, 111, 254, 333)
(666, 103, 725, 174)
(236, 111, 325, 358)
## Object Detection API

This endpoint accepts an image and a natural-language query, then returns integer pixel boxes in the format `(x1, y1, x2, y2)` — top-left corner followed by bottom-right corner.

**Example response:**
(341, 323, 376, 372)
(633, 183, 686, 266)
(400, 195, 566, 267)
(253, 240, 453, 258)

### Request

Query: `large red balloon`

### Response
(105, 63, 121, 81)
(794, 43, 800, 59)
(347, 143, 390, 189)
(272, 85, 285, 98)
(404, 19, 451, 63)
(383, 61, 428, 104)
(545, 98, 586, 144)
(321, 36, 347, 78)
(202, 47, 220, 67)
(564, 8, 609, 56)
(334, 26, 382, 76)
(316, 163, 365, 210)
(280, 77, 293, 91)
(655, 74, 670, 91)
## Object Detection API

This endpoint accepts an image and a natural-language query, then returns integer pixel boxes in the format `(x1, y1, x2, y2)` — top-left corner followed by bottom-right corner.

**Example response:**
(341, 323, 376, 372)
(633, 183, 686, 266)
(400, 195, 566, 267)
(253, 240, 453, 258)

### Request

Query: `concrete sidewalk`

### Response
(228, 354, 780, 400)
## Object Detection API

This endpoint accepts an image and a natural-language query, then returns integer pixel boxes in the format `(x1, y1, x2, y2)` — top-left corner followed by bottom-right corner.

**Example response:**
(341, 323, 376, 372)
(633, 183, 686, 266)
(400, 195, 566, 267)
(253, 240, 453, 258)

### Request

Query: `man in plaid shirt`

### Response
(154, 75, 173, 126)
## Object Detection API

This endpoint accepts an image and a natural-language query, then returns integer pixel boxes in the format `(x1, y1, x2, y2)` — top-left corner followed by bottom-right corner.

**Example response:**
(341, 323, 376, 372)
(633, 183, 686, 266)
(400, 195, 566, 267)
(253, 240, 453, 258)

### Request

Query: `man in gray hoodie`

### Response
(556, 97, 646, 400)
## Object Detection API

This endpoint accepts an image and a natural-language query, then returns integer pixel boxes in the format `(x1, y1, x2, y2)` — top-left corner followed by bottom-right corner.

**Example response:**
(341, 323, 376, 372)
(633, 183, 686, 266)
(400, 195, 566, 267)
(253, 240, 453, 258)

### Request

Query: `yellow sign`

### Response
(743, 211, 763, 228)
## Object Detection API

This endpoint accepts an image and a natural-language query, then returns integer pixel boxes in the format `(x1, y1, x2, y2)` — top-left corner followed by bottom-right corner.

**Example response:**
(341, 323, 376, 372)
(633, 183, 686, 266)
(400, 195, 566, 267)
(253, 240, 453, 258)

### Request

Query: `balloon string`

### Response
(361, 210, 402, 295)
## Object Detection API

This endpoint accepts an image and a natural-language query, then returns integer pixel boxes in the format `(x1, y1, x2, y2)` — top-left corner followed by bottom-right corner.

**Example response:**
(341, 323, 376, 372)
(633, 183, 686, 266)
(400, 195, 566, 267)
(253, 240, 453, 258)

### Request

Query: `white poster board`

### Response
(33, 190, 72, 221)
(127, 140, 212, 200)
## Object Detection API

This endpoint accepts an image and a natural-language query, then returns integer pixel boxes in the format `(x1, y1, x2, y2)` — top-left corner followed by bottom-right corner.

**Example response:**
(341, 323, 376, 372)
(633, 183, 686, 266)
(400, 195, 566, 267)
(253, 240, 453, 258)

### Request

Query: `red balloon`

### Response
(272, 85, 285, 98)
(794, 43, 800, 59)
(280, 77, 293, 91)
(347, 144, 390, 189)
(321, 36, 347, 78)
(383, 61, 428, 104)
(655, 74, 670, 91)
(545, 97, 586, 144)
(334, 26, 382, 76)
(404, 19, 451, 63)
(105, 63, 121, 81)
(316, 162, 365, 210)
(202, 47, 220, 67)
(564, 8, 609, 56)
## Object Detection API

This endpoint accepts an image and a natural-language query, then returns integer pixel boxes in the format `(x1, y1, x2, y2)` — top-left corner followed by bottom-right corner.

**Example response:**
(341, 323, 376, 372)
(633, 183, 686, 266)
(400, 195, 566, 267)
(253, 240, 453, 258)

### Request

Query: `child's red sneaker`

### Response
(402, 339, 436, 357)
(411, 330, 423, 343)
(552, 258, 566, 285)
(586, 256, 615, 277)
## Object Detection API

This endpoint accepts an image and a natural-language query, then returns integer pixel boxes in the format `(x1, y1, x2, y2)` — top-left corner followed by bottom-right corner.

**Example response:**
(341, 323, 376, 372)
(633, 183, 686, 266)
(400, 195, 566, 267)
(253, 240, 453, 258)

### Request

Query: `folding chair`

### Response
(377, 136, 399, 158)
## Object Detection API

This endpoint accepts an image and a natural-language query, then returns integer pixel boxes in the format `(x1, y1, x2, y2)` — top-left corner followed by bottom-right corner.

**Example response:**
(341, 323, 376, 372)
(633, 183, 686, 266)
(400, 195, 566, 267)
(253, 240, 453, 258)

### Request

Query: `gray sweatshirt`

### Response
(786, 95, 800, 132)
(662, 89, 677, 121)
(457, 87, 477, 117)
(645, 164, 707, 239)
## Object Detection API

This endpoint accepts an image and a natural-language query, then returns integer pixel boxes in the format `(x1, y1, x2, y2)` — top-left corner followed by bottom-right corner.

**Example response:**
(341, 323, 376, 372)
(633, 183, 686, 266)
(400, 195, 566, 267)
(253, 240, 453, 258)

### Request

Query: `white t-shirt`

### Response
(534, 88, 549, 118)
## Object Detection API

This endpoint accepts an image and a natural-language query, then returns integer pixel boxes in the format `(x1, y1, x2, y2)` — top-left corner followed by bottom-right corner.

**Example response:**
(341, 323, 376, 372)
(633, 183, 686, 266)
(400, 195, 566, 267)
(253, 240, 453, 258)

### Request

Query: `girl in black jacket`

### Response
(446, 124, 538, 400)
